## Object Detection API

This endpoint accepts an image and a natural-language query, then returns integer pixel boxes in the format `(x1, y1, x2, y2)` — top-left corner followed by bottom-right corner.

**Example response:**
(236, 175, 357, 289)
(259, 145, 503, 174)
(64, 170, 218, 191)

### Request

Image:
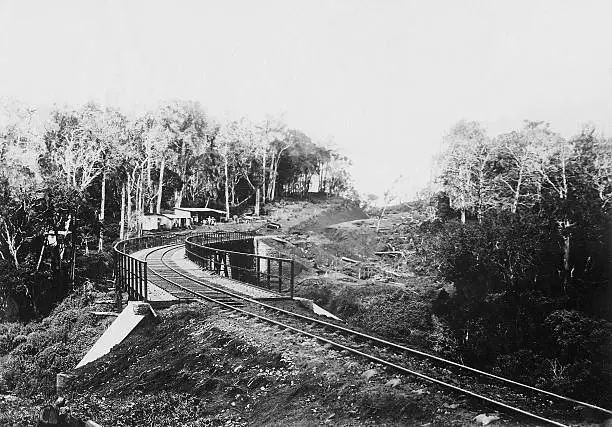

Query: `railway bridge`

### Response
(113, 231, 295, 306)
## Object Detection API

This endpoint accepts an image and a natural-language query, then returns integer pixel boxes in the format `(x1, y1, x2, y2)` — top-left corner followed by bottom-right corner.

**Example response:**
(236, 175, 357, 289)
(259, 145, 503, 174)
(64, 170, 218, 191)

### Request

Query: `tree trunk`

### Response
(376, 205, 388, 233)
(156, 155, 165, 214)
(318, 164, 324, 192)
(562, 233, 571, 295)
(175, 168, 186, 208)
(174, 162, 186, 208)
(175, 139, 186, 208)
(262, 150, 267, 203)
(460, 208, 466, 224)
(224, 143, 230, 220)
(69, 206, 77, 285)
(98, 167, 106, 252)
(36, 238, 46, 271)
(477, 167, 485, 223)
(2, 222, 20, 269)
(563, 234, 570, 273)
(267, 152, 275, 200)
(560, 219, 572, 295)
(147, 147, 153, 213)
(255, 188, 260, 216)
(127, 173, 132, 235)
(119, 183, 126, 240)
(137, 171, 143, 237)
(270, 156, 280, 201)
(512, 169, 523, 214)
(174, 188, 184, 208)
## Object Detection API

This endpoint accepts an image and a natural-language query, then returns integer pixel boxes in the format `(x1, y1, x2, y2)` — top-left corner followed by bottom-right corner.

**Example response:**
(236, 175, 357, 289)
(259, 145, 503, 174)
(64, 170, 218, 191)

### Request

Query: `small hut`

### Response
(142, 214, 174, 231)
(173, 207, 225, 225)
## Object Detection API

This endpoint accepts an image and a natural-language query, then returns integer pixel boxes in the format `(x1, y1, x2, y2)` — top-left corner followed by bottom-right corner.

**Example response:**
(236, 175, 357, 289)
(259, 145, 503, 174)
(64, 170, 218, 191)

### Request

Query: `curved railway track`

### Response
(143, 243, 612, 427)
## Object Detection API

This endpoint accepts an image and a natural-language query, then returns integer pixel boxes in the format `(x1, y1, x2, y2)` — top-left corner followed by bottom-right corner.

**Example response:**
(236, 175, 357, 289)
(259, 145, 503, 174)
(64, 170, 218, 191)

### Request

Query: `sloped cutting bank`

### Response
(63, 304, 485, 426)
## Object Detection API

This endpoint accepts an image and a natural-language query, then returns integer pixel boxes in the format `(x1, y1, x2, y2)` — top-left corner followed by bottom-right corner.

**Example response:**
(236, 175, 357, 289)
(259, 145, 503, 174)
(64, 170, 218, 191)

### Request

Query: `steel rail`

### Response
(140, 244, 579, 426)
(155, 244, 612, 418)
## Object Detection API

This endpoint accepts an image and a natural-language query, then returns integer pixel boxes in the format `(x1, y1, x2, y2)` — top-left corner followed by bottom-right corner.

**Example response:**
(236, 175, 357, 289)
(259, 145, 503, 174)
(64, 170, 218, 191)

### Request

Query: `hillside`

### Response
(1, 196, 605, 426)
(64, 303, 485, 426)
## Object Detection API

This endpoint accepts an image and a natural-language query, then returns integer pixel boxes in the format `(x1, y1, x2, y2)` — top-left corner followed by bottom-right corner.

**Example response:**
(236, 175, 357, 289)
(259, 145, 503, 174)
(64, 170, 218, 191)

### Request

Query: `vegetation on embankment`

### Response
(63, 303, 498, 426)
(0, 285, 115, 425)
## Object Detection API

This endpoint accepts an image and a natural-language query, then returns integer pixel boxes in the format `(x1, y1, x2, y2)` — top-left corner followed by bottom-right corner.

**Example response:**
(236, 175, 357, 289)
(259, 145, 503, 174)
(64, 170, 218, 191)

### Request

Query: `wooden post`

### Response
(138, 261, 143, 301)
(278, 261, 283, 293)
(125, 256, 130, 300)
(121, 255, 125, 294)
(255, 256, 260, 287)
(143, 261, 148, 301)
(114, 252, 122, 312)
(131, 257, 136, 300)
(266, 259, 271, 289)
(128, 257, 132, 300)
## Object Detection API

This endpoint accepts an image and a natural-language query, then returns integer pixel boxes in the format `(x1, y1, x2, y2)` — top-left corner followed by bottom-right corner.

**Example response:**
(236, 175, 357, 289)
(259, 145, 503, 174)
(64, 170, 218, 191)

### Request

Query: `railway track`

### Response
(144, 243, 612, 426)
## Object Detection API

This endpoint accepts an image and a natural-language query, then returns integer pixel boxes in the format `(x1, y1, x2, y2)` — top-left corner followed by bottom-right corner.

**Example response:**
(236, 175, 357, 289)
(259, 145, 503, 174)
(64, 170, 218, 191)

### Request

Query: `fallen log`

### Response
(374, 251, 405, 256)
(272, 237, 290, 244)
(383, 269, 414, 278)
(384, 269, 401, 277)
(90, 311, 119, 317)
(341, 256, 360, 264)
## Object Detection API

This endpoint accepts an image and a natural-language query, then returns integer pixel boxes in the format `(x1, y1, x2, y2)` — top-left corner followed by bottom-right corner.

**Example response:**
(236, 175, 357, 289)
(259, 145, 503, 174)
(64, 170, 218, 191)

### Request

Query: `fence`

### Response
(114, 230, 296, 301)
(185, 232, 295, 298)
(113, 231, 199, 301)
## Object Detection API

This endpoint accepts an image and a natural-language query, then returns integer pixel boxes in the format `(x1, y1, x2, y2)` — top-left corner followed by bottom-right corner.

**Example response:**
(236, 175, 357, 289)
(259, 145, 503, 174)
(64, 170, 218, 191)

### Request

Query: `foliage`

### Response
(0, 287, 110, 397)
(430, 120, 612, 404)
(0, 98, 355, 320)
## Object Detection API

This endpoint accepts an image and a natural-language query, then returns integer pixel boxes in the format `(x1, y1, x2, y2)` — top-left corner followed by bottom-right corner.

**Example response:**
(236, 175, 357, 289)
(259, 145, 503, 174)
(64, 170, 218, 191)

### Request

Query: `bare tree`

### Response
(376, 175, 403, 233)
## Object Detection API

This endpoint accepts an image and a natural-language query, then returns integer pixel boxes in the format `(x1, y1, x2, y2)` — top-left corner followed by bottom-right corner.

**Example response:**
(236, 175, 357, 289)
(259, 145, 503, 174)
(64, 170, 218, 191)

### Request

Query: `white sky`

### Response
(1, 0, 611, 199)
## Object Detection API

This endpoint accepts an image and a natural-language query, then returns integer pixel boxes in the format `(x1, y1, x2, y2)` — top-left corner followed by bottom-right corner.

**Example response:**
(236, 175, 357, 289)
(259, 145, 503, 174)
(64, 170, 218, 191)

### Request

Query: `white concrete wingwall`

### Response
(294, 297, 343, 321)
(76, 302, 153, 368)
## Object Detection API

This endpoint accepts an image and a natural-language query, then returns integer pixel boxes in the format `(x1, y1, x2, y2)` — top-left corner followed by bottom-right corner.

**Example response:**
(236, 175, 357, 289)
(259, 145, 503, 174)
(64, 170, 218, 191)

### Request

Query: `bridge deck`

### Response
(132, 246, 285, 302)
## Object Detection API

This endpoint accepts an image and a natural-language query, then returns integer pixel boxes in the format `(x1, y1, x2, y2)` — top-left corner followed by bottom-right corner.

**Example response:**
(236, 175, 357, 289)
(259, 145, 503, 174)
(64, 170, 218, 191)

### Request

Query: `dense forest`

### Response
(429, 120, 611, 403)
(0, 98, 353, 320)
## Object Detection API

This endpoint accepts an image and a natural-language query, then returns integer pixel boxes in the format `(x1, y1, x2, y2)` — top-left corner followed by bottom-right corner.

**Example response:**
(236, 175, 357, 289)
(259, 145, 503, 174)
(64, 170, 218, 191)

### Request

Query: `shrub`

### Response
(351, 292, 431, 344)
(429, 315, 459, 357)
(541, 310, 612, 402)
(493, 350, 547, 386)
(76, 252, 113, 283)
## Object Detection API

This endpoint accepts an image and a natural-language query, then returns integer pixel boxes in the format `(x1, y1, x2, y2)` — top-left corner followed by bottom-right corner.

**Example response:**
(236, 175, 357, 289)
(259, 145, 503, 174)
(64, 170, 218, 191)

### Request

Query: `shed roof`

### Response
(175, 207, 225, 214)
(162, 214, 188, 219)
